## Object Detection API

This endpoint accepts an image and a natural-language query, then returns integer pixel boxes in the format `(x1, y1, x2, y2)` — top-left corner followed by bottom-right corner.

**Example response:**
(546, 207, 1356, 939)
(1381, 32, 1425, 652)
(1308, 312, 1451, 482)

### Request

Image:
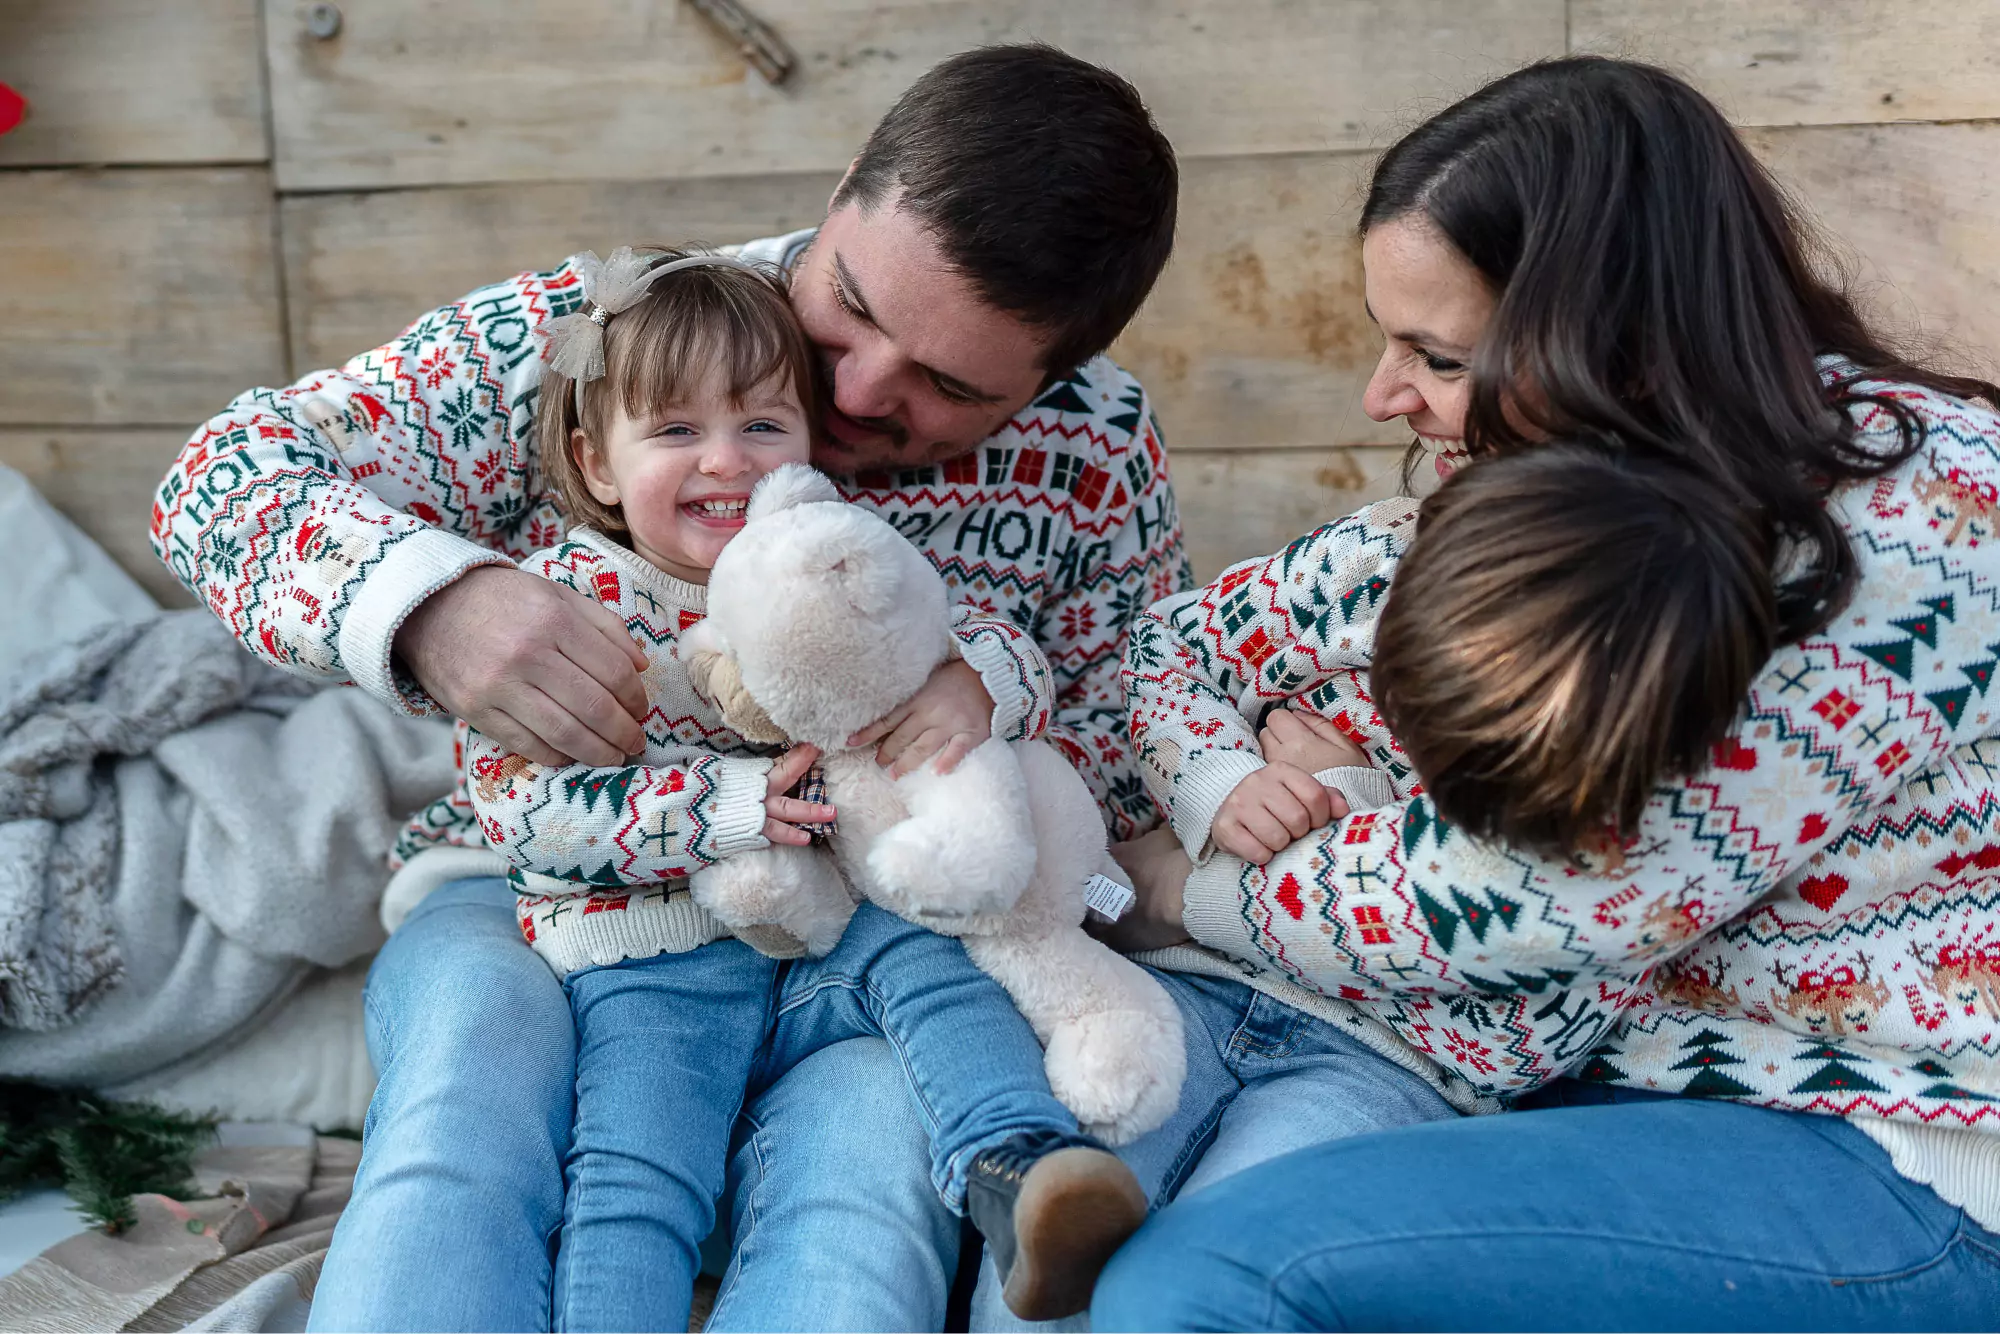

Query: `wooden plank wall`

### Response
(2, 0, 1997, 606)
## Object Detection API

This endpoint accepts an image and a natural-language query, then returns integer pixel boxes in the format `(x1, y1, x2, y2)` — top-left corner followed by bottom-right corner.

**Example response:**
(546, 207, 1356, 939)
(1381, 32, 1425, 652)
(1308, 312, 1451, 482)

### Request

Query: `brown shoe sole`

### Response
(1001, 1147, 1149, 1321)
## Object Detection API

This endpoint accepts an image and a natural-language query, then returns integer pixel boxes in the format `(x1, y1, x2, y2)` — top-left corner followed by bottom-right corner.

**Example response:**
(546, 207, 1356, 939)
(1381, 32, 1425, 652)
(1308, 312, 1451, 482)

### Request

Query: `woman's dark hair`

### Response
(1376, 443, 1778, 858)
(1361, 56, 2000, 640)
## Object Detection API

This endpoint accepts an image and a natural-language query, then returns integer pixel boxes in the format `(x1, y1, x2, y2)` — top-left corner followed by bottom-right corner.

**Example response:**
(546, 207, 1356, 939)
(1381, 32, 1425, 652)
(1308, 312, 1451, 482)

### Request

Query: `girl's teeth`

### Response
(692, 500, 747, 518)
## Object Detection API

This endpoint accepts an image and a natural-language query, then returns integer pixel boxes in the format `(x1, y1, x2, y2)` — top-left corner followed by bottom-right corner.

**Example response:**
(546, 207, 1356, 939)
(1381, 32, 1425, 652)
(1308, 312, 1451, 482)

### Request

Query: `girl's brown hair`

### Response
(1374, 443, 1778, 858)
(535, 248, 822, 541)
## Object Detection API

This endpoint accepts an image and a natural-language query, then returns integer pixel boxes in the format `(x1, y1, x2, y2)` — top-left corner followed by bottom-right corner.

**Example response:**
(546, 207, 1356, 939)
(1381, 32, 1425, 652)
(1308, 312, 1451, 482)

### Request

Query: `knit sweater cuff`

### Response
(1180, 850, 1266, 964)
(707, 757, 775, 860)
(1169, 749, 1267, 861)
(339, 528, 514, 715)
(952, 624, 1039, 742)
(1316, 766, 1395, 812)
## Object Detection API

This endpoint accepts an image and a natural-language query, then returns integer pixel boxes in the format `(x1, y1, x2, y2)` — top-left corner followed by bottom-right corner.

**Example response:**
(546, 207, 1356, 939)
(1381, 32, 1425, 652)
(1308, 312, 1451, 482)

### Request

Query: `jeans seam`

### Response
(710, 1113, 771, 1318)
(1154, 1087, 1238, 1210)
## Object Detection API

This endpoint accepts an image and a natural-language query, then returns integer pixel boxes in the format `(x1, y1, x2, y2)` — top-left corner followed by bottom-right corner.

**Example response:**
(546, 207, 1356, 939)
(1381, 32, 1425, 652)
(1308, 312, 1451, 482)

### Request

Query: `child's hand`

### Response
(1258, 706, 1370, 774)
(1212, 763, 1350, 865)
(848, 659, 994, 778)
(764, 745, 837, 846)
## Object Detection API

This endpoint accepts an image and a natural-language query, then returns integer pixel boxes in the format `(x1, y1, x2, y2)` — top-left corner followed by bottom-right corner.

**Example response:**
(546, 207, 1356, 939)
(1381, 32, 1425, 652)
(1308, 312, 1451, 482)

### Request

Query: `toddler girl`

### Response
(464, 247, 1145, 1329)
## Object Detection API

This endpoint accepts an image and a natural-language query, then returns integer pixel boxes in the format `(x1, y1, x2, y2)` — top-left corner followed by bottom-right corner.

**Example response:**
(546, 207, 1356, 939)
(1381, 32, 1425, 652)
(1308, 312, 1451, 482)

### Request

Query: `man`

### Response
(156, 43, 1186, 1330)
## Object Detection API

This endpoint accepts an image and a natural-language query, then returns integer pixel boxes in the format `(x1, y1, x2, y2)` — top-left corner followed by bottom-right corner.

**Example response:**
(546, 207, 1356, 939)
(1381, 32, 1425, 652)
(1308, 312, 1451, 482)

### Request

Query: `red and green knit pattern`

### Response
(1127, 368, 2000, 1132)
(150, 230, 1192, 844)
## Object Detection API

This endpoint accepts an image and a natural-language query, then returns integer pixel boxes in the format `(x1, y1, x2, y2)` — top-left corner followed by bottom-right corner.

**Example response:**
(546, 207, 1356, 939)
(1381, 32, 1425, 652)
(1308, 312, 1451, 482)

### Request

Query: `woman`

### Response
(1092, 57, 2000, 1330)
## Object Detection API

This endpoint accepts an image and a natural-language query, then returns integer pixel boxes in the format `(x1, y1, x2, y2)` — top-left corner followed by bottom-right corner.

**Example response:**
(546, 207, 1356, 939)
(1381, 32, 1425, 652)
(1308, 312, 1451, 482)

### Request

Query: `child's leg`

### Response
(760, 902, 1143, 1321)
(764, 902, 1078, 1206)
(556, 940, 779, 1334)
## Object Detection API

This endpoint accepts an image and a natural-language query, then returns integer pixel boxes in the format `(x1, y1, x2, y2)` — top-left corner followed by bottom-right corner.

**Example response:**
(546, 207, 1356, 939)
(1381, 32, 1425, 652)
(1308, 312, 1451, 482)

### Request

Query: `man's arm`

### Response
(152, 261, 647, 764)
(1036, 387, 1195, 840)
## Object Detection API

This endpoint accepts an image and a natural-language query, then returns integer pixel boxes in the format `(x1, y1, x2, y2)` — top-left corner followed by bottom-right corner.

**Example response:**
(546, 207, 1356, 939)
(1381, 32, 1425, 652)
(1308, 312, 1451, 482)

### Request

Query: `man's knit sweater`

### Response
(151, 229, 1193, 895)
(460, 529, 777, 975)
(1124, 366, 2000, 1226)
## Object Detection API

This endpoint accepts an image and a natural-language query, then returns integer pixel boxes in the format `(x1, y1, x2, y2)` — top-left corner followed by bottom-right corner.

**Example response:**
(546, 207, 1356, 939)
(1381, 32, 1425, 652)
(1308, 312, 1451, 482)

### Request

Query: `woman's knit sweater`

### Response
(1125, 367, 2000, 1226)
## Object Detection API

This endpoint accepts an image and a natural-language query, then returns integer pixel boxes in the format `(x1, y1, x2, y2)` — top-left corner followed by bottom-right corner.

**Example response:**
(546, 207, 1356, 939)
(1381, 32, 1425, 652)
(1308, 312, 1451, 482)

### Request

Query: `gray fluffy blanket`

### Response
(0, 610, 455, 1084)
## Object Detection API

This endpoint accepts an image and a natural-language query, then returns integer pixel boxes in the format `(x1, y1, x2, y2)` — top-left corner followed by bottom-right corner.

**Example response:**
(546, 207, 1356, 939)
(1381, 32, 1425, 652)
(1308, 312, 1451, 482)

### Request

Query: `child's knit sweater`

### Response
(1125, 367, 2000, 1225)
(151, 230, 1192, 882)
(465, 528, 772, 974)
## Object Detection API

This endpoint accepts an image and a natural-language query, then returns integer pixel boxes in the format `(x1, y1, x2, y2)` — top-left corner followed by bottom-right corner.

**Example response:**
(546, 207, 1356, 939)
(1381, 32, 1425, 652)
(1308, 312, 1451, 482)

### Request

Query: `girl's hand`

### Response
(1258, 706, 1369, 774)
(848, 659, 994, 777)
(1212, 763, 1349, 864)
(763, 745, 837, 846)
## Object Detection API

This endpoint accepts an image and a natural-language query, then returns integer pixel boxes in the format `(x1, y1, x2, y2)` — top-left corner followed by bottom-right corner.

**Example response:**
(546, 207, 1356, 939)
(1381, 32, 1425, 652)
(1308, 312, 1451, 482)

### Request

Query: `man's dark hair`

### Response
(834, 43, 1177, 379)
(1375, 443, 1778, 859)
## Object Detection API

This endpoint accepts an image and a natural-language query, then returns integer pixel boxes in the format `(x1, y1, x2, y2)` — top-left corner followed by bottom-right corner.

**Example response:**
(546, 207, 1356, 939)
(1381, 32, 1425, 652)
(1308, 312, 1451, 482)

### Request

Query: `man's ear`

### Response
(573, 427, 621, 507)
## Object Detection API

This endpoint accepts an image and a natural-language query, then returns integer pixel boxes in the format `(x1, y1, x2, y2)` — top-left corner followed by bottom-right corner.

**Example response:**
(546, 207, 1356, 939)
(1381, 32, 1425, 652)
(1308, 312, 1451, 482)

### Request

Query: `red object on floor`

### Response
(0, 83, 24, 136)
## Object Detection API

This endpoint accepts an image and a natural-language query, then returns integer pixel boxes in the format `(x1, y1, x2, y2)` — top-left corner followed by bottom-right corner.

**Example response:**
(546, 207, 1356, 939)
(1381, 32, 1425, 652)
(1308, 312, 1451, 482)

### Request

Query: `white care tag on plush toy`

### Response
(1083, 873, 1136, 923)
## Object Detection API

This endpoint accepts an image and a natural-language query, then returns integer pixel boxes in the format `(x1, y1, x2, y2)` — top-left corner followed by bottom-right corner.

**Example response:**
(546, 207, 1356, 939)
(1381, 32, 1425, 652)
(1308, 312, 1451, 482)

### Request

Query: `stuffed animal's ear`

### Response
(823, 532, 899, 618)
(748, 463, 841, 520)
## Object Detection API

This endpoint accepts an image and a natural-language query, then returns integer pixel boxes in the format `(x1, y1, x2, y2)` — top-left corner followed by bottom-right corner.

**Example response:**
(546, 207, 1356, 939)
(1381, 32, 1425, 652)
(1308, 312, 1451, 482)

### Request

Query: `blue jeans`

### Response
(310, 878, 1053, 1331)
(968, 969, 1461, 1331)
(1091, 1083, 2000, 1331)
(558, 902, 1080, 1331)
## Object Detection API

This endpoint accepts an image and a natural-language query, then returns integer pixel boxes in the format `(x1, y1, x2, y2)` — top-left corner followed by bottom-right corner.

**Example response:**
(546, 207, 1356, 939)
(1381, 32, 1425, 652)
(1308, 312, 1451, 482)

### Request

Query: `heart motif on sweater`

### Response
(1798, 873, 1850, 912)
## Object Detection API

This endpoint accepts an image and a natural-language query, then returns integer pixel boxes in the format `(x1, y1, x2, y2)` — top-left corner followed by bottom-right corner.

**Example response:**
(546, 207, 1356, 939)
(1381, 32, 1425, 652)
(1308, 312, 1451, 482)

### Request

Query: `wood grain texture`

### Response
(0, 430, 192, 606)
(262, 0, 1564, 190)
(0, 0, 267, 166)
(1111, 151, 1406, 454)
(281, 172, 840, 368)
(0, 168, 287, 426)
(1573, 0, 2000, 126)
(1172, 446, 1406, 583)
(1746, 122, 2000, 378)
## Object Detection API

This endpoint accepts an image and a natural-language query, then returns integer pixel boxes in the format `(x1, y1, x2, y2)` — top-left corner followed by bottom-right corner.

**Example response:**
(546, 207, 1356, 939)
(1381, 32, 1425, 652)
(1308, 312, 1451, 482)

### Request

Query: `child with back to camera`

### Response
(1142, 441, 1779, 870)
(459, 245, 1148, 1330)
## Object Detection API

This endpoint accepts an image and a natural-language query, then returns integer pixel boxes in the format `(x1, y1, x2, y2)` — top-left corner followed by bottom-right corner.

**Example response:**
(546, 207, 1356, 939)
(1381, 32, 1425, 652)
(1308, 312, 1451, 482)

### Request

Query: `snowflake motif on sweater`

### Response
(1126, 368, 2000, 1137)
(150, 230, 1193, 864)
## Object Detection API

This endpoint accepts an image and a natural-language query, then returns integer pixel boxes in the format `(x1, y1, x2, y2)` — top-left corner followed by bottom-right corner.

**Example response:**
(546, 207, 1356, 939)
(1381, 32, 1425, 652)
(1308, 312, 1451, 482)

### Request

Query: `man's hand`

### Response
(1258, 706, 1369, 774)
(395, 565, 650, 766)
(1212, 763, 1349, 865)
(1093, 826, 1195, 953)
(763, 745, 837, 847)
(848, 658, 993, 777)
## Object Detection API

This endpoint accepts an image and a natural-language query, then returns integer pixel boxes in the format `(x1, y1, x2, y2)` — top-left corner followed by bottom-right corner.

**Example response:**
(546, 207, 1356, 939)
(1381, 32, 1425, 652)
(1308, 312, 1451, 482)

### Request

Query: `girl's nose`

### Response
(1361, 348, 1425, 424)
(700, 436, 753, 478)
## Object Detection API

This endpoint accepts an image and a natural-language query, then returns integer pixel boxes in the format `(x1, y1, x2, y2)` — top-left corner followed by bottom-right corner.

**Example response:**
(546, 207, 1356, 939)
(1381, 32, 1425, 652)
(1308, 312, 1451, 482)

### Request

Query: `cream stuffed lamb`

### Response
(678, 463, 1185, 1144)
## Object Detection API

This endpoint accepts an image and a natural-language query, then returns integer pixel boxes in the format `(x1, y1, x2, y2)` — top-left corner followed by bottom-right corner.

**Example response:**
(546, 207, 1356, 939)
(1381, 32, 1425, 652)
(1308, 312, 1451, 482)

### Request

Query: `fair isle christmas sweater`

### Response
(467, 529, 772, 975)
(1126, 368, 2000, 1224)
(150, 229, 1192, 891)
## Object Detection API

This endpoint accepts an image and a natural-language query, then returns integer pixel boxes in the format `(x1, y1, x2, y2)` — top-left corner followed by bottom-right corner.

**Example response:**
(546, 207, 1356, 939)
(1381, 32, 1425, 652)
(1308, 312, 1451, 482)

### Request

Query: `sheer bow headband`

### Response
(538, 246, 765, 417)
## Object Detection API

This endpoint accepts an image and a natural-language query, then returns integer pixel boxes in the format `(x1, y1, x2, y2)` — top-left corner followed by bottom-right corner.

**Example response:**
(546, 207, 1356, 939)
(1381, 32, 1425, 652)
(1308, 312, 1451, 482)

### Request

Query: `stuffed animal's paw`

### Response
(1043, 1006, 1188, 1146)
(866, 820, 1030, 919)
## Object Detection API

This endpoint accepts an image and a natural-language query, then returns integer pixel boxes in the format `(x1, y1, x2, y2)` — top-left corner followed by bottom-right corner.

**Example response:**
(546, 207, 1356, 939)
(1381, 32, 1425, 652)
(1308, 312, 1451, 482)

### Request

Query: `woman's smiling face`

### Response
(1359, 215, 1497, 482)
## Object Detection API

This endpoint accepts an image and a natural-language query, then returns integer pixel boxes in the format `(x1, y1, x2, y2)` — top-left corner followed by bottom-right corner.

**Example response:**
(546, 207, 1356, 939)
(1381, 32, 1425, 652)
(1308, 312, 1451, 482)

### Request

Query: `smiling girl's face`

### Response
(573, 365, 812, 584)
(1359, 215, 1498, 482)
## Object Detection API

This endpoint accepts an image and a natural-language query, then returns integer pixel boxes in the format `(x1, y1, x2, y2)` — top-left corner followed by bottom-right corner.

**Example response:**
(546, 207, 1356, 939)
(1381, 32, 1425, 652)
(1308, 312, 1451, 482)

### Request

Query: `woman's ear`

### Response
(572, 427, 622, 507)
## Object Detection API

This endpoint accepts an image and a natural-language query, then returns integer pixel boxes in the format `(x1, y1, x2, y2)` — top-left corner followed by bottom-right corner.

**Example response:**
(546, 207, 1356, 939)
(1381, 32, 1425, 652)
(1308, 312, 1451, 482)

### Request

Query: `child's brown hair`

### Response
(1374, 443, 1778, 858)
(535, 247, 822, 541)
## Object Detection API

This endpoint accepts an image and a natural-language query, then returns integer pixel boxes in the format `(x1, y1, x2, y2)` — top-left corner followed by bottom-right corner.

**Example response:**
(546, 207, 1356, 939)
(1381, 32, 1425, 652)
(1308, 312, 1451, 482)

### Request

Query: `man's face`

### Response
(790, 191, 1051, 472)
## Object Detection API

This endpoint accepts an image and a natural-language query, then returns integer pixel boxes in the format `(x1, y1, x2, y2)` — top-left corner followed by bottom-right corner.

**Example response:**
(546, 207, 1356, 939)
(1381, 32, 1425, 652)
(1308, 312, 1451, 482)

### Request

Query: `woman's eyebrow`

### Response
(1363, 300, 1468, 356)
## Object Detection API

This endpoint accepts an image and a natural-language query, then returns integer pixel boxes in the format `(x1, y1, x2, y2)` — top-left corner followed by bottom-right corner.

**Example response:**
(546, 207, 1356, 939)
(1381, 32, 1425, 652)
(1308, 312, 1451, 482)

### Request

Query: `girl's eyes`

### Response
(648, 420, 790, 439)
(745, 419, 787, 434)
(655, 424, 697, 437)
